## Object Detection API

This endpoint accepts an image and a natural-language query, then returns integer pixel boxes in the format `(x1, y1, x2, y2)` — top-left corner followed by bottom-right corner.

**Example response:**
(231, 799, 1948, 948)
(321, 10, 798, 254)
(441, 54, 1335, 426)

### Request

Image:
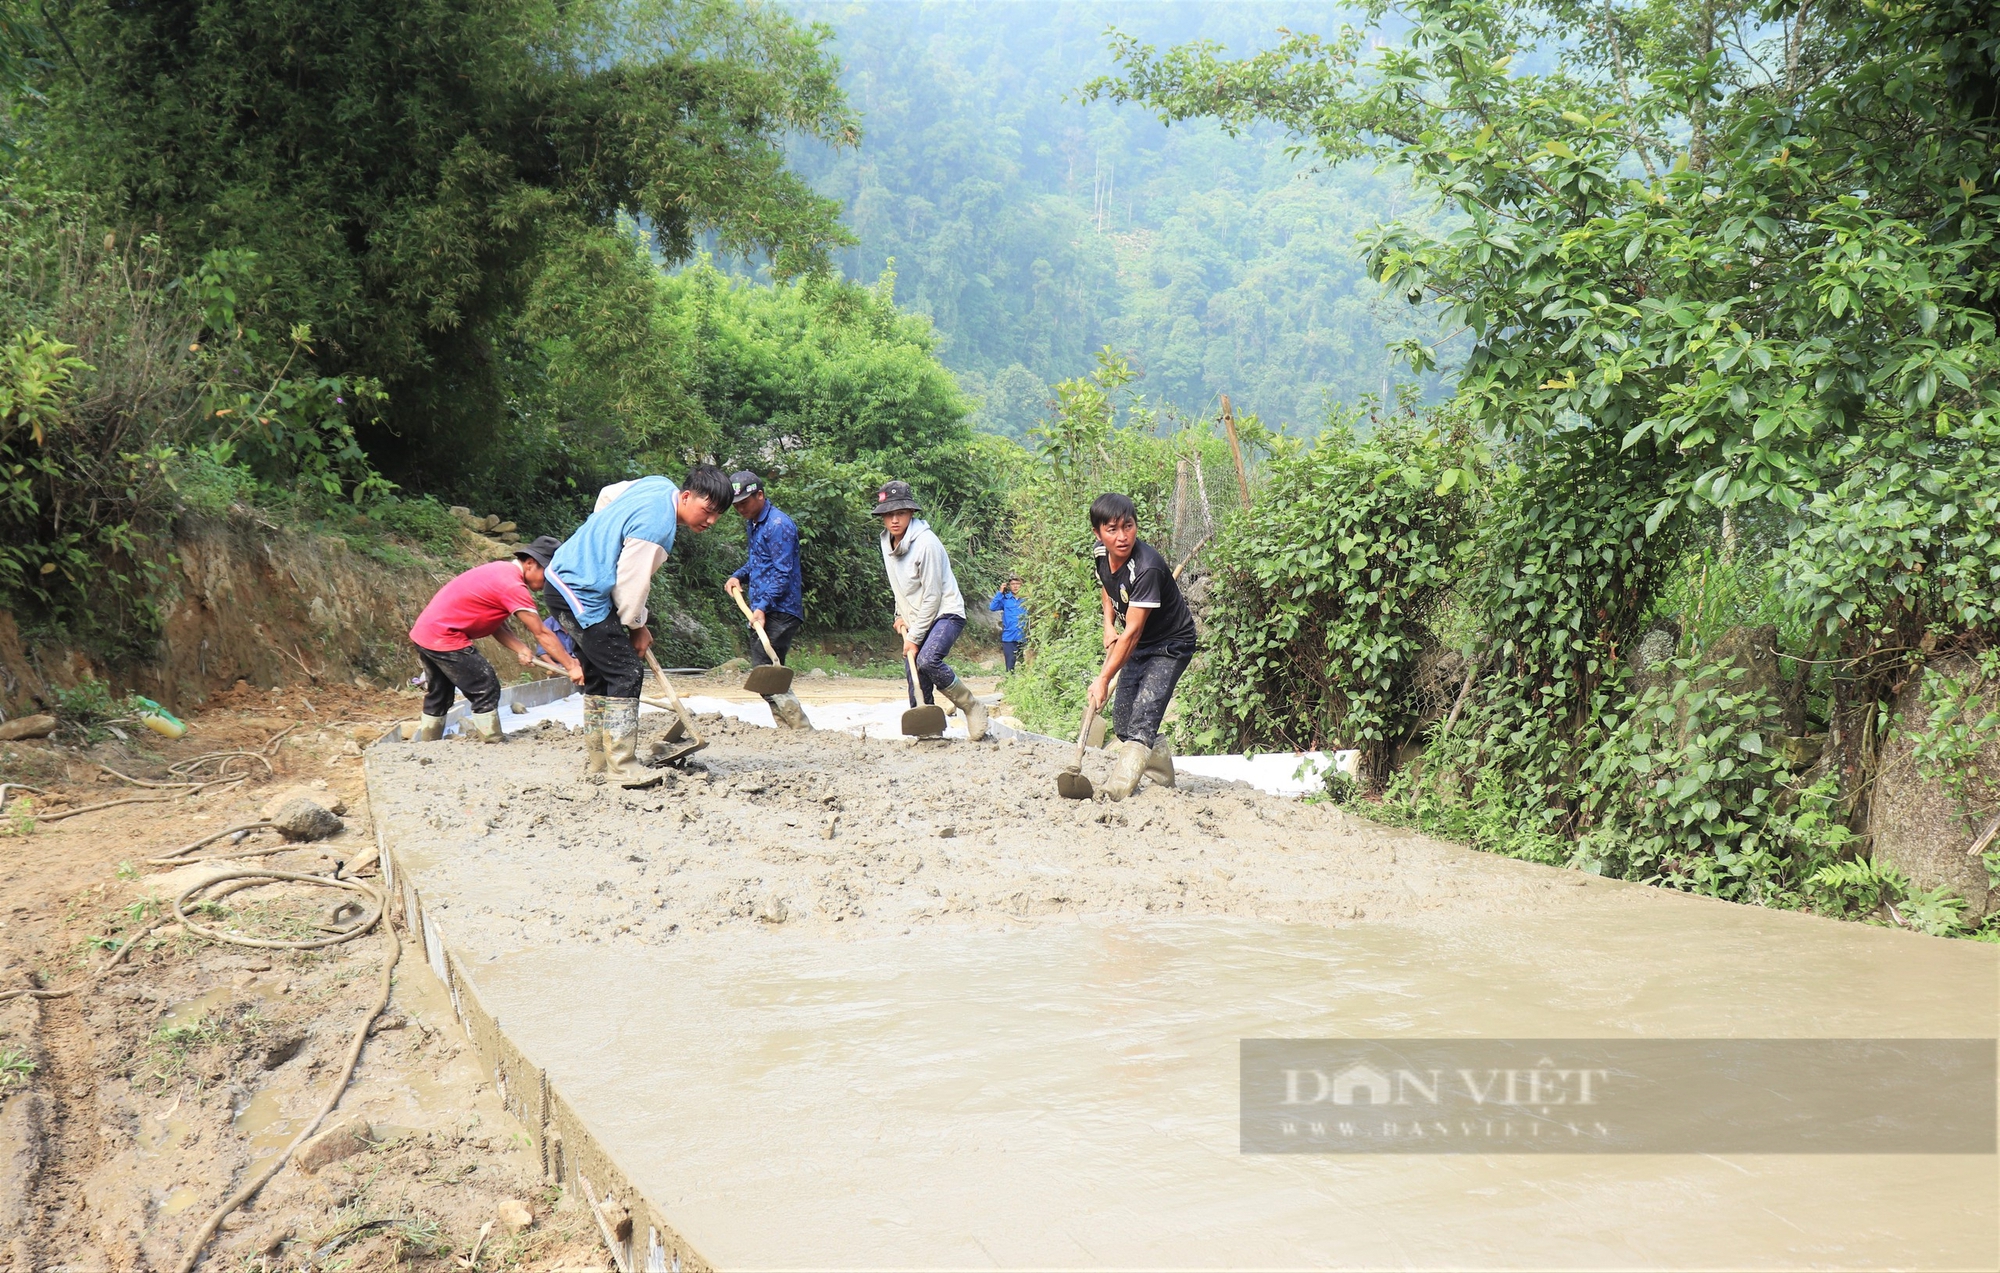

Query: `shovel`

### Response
(643, 648, 707, 763)
(900, 650, 948, 737)
(728, 591, 794, 697)
(1057, 699, 1100, 800)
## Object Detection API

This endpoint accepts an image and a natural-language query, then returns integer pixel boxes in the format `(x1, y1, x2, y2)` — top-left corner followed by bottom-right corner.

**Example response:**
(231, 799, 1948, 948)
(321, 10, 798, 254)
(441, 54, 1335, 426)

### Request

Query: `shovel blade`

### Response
(743, 665, 793, 696)
(649, 738, 706, 766)
(901, 705, 948, 737)
(1055, 769, 1094, 801)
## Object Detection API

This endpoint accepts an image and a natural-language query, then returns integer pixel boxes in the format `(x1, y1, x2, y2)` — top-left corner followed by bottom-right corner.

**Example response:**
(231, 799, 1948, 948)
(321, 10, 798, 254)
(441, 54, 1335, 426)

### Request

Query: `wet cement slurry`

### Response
(366, 711, 2000, 1270)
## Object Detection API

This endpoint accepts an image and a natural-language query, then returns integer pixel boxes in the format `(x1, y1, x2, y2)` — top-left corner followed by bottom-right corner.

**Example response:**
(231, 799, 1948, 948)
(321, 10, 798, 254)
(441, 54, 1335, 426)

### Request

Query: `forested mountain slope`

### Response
(785, 1, 1446, 435)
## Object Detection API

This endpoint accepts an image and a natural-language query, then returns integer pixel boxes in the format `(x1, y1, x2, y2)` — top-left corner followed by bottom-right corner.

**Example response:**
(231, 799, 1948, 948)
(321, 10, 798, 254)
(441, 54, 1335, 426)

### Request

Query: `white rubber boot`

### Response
(581, 695, 608, 775)
(939, 677, 988, 742)
(765, 691, 813, 730)
(603, 698, 662, 789)
(1146, 741, 1175, 788)
(468, 710, 504, 743)
(1104, 739, 1151, 802)
(415, 714, 446, 742)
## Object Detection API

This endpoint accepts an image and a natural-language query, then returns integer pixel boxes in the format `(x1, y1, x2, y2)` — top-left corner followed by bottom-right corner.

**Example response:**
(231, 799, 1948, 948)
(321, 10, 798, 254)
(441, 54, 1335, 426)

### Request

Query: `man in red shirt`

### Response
(409, 536, 582, 741)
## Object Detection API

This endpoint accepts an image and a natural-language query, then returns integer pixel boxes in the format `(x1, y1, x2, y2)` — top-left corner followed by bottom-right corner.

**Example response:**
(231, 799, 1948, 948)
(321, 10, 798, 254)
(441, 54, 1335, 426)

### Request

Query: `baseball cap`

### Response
(513, 535, 562, 569)
(871, 480, 922, 515)
(730, 470, 764, 504)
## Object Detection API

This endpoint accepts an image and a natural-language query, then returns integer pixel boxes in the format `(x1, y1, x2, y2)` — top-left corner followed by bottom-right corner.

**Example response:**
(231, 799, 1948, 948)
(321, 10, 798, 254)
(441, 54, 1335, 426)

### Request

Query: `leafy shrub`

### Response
(1176, 410, 1474, 773)
(1576, 660, 1789, 900)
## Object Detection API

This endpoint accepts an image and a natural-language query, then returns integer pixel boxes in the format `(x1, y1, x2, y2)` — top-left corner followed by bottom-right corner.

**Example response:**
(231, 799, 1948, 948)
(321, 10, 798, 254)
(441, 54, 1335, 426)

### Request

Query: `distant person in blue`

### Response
(724, 470, 811, 730)
(989, 575, 1028, 671)
(544, 465, 733, 787)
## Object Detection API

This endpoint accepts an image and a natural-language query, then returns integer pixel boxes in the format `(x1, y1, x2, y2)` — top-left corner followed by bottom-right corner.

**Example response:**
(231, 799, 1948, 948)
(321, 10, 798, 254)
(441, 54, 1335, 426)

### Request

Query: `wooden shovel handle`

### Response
(643, 648, 703, 746)
(728, 588, 784, 665)
(1071, 699, 1098, 772)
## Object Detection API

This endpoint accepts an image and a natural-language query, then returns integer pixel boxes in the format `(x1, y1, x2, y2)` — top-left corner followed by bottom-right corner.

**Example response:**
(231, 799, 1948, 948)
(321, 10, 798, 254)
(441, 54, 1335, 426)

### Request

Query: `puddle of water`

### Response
(232, 1086, 297, 1160)
(155, 985, 234, 1033)
(477, 914, 1997, 1270)
(158, 1185, 201, 1216)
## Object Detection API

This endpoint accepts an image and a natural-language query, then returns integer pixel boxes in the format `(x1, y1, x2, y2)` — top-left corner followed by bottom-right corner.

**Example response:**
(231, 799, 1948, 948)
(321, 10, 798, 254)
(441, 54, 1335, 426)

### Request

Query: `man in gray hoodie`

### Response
(872, 480, 988, 741)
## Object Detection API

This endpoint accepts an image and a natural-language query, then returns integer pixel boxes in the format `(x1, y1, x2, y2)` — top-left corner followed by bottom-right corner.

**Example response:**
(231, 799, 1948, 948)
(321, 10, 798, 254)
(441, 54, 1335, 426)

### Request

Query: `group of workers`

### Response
(404, 467, 1193, 802)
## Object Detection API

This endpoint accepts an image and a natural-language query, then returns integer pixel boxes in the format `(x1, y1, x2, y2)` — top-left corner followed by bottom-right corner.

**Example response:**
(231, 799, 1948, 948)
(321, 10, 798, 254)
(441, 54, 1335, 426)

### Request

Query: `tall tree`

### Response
(23, 0, 857, 485)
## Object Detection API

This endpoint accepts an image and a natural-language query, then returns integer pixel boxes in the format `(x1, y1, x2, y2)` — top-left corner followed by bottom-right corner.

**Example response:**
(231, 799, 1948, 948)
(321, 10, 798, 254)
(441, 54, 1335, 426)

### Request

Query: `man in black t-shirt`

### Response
(1087, 492, 1198, 800)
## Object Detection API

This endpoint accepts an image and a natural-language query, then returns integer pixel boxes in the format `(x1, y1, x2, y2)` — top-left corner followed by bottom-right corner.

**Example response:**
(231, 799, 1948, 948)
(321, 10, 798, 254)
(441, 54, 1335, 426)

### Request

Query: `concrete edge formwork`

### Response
(365, 742, 711, 1273)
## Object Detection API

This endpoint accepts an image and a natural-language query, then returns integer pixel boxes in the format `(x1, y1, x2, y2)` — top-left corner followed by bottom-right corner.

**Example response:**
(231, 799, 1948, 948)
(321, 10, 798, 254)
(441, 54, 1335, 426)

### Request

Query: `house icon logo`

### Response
(1331, 1064, 1392, 1105)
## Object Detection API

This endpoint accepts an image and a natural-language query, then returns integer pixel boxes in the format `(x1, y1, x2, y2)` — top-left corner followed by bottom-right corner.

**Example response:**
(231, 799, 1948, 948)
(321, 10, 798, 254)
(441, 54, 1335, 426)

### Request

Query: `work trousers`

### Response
(1001, 639, 1024, 672)
(746, 611, 803, 667)
(905, 614, 965, 707)
(415, 643, 502, 716)
(544, 595, 646, 699)
(1113, 647, 1193, 749)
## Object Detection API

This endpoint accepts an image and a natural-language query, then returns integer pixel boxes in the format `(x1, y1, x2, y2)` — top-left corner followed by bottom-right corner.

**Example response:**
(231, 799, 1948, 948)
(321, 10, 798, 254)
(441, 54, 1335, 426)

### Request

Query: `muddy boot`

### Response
(1146, 741, 1175, 789)
(580, 695, 608, 775)
(603, 698, 661, 789)
(764, 691, 813, 730)
(468, 710, 504, 743)
(939, 676, 988, 742)
(414, 714, 446, 742)
(1104, 739, 1152, 802)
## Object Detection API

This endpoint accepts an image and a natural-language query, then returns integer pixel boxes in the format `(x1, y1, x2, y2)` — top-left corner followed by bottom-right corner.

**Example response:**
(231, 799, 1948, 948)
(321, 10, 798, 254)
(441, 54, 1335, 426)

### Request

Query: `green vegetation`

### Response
(0, 1048, 33, 1094)
(1079, 0, 2000, 930)
(786, 2, 1449, 434)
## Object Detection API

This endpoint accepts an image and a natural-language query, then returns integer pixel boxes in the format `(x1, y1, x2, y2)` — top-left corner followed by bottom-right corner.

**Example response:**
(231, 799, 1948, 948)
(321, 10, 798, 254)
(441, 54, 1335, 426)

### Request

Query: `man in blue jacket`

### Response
(989, 575, 1029, 671)
(724, 470, 811, 730)
(544, 465, 733, 786)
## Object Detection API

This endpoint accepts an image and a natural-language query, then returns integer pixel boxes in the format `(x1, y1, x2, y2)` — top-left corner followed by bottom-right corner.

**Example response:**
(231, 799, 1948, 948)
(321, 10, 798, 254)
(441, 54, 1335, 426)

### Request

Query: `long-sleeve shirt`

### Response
(728, 502, 805, 620)
(988, 588, 1028, 642)
(546, 476, 680, 628)
(880, 517, 964, 644)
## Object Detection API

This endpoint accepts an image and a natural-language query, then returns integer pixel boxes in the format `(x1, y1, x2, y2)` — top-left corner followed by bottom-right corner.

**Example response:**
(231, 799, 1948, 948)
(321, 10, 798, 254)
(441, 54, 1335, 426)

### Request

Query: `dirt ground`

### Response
(0, 681, 612, 1273)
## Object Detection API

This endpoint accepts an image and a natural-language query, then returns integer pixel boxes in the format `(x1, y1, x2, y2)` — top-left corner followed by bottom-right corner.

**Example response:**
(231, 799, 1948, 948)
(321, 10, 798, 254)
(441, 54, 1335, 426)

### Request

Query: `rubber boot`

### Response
(1104, 739, 1152, 802)
(939, 676, 989, 742)
(1146, 741, 1176, 789)
(468, 710, 504, 743)
(580, 695, 608, 775)
(765, 691, 813, 730)
(603, 698, 662, 789)
(414, 714, 446, 742)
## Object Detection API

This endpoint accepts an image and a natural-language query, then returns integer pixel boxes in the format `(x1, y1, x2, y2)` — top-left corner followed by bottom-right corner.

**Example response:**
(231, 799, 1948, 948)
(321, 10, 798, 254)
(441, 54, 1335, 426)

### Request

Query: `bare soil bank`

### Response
(0, 683, 609, 1272)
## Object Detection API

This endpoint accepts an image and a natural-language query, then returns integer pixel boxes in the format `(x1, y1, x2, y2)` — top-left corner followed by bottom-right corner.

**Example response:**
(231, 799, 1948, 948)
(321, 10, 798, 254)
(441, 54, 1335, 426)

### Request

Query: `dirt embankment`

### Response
(0, 682, 608, 1273)
(1, 513, 499, 722)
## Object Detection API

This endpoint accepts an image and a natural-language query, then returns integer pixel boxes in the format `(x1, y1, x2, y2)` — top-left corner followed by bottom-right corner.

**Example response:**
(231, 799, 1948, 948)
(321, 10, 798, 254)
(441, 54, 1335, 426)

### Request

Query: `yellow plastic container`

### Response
(132, 696, 188, 739)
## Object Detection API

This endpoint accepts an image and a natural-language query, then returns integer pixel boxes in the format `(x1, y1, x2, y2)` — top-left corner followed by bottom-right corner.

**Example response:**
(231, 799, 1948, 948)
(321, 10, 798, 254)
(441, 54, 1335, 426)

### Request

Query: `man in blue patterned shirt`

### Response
(724, 470, 811, 729)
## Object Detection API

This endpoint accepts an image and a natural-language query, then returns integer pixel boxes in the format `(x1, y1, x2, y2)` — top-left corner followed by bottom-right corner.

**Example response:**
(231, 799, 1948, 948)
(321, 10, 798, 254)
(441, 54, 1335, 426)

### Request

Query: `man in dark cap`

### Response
(407, 535, 582, 743)
(873, 480, 987, 740)
(724, 470, 811, 729)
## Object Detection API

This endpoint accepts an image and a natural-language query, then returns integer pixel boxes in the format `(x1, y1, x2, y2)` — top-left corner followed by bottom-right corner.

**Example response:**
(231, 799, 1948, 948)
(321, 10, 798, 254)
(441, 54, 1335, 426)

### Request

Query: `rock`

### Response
(821, 817, 838, 840)
(495, 1198, 533, 1235)
(482, 514, 501, 531)
(0, 715, 56, 741)
(510, 702, 527, 714)
(598, 1195, 632, 1243)
(1869, 652, 2000, 920)
(499, 531, 521, 544)
(710, 657, 750, 674)
(754, 896, 789, 924)
(267, 796, 344, 842)
(494, 521, 518, 534)
(1781, 734, 1825, 771)
(448, 505, 472, 518)
(295, 1117, 373, 1174)
(808, 667, 827, 679)
(261, 787, 348, 820)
